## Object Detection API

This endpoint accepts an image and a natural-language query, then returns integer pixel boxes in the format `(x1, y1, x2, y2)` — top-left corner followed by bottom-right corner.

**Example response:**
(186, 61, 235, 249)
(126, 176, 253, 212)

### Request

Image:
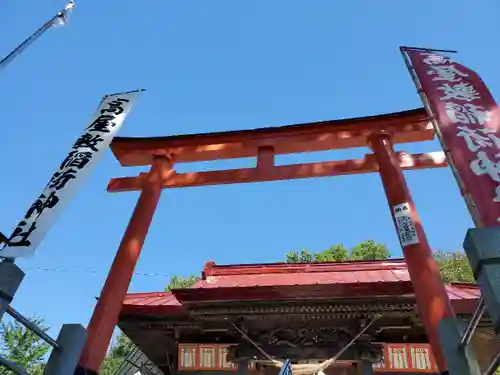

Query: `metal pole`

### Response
(0, 261, 25, 320)
(461, 296, 486, 346)
(43, 324, 87, 375)
(485, 351, 500, 375)
(399, 46, 457, 54)
(0, 1, 75, 70)
(6, 305, 60, 349)
(0, 22, 52, 70)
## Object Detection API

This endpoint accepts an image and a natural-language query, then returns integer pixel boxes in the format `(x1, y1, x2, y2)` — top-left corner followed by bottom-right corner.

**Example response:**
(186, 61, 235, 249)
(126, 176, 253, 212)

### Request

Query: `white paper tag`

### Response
(393, 202, 419, 247)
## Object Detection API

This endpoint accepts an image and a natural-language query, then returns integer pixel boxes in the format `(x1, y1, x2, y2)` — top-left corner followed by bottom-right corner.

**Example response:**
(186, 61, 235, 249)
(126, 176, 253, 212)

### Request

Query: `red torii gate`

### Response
(74, 108, 456, 375)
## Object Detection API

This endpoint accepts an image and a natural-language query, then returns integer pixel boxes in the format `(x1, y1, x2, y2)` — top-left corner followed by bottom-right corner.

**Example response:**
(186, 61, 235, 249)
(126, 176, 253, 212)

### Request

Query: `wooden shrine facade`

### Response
(177, 343, 438, 373)
(117, 260, 496, 375)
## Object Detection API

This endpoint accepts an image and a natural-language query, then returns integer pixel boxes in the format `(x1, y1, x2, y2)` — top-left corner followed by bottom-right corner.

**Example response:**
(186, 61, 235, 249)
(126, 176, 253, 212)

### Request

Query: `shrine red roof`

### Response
(121, 259, 480, 316)
(194, 259, 411, 287)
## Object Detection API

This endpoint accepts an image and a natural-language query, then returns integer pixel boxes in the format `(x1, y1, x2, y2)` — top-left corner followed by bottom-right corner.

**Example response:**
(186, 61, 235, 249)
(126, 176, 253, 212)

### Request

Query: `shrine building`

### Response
(117, 259, 497, 375)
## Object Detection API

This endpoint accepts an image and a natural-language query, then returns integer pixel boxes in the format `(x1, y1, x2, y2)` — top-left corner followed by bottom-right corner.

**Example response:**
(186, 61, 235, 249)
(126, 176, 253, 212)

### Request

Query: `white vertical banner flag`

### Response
(1, 89, 144, 259)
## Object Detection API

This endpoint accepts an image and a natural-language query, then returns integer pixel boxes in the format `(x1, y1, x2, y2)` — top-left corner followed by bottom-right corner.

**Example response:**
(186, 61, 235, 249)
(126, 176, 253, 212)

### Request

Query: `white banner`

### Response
(1, 89, 144, 258)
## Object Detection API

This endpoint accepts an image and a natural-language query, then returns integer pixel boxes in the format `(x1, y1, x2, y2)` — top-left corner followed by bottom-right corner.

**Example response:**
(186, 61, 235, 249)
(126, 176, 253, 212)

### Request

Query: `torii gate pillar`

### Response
(74, 155, 172, 375)
(370, 132, 455, 373)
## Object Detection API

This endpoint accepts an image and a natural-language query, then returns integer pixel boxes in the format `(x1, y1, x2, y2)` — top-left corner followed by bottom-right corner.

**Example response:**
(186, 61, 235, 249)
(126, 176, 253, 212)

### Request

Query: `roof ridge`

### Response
(124, 291, 173, 298)
(204, 259, 407, 277)
(446, 282, 478, 288)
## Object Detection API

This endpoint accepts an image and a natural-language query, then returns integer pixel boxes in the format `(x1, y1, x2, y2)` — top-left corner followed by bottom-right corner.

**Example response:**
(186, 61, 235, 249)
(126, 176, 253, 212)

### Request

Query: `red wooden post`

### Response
(74, 156, 172, 375)
(369, 132, 455, 373)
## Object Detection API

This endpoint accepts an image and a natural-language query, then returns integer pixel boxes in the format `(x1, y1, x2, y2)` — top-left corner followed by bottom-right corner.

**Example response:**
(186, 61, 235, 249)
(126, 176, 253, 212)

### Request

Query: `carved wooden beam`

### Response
(227, 343, 383, 362)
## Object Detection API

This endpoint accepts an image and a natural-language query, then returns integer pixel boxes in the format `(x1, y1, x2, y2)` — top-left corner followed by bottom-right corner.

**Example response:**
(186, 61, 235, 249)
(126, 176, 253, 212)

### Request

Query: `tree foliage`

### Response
(285, 241, 474, 284)
(165, 275, 201, 292)
(286, 241, 390, 263)
(100, 334, 135, 375)
(350, 240, 391, 261)
(434, 251, 474, 283)
(0, 316, 50, 375)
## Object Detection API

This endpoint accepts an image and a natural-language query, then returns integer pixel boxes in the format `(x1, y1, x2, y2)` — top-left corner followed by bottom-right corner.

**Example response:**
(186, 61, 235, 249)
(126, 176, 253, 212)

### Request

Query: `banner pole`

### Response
(399, 46, 457, 54)
(0, 1, 75, 70)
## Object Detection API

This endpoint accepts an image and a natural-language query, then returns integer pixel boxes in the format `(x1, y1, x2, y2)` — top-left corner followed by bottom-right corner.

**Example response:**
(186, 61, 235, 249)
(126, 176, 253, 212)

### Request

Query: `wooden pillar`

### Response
(369, 132, 454, 374)
(256, 146, 275, 178)
(257, 146, 274, 169)
(74, 156, 172, 375)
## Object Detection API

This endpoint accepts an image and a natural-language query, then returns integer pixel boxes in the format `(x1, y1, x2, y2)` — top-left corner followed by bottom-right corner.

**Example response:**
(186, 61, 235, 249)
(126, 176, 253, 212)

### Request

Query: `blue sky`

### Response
(1, 0, 498, 343)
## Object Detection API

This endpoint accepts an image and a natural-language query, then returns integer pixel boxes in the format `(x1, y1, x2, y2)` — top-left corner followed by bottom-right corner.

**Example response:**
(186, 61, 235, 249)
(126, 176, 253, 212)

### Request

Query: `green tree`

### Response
(286, 247, 348, 263)
(100, 351, 122, 375)
(0, 316, 50, 375)
(286, 241, 391, 263)
(100, 334, 134, 375)
(350, 240, 391, 261)
(313, 245, 349, 262)
(286, 249, 314, 263)
(285, 251, 300, 263)
(434, 251, 474, 283)
(165, 275, 201, 291)
(285, 242, 474, 284)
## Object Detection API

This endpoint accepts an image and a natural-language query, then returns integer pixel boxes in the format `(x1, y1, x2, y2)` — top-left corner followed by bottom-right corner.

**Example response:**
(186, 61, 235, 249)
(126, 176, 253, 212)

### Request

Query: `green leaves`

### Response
(100, 333, 134, 375)
(434, 251, 474, 283)
(285, 242, 474, 284)
(0, 316, 50, 375)
(350, 240, 391, 261)
(286, 241, 391, 263)
(165, 275, 201, 292)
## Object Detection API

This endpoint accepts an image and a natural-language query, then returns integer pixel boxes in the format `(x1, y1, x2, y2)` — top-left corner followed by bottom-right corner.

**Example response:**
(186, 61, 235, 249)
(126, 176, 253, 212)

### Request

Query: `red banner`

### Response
(402, 47, 500, 227)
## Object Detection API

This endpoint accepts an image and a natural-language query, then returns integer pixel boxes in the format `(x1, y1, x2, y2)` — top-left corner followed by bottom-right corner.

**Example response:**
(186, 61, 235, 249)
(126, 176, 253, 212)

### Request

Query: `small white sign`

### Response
(393, 202, 419, 247)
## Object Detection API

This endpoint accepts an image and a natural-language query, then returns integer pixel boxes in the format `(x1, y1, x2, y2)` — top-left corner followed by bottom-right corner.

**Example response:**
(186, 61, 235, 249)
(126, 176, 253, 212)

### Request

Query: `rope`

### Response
(24, 267, 169, 277)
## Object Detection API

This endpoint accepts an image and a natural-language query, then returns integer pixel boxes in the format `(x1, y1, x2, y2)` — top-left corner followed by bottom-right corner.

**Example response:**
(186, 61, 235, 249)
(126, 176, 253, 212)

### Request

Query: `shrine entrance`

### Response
(74, 108, 458, 375)
(116, 258, 495, 375)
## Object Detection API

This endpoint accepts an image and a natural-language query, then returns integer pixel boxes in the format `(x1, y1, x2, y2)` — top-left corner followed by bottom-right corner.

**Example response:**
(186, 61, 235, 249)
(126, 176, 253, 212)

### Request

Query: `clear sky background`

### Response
(1, 0, 498, 342)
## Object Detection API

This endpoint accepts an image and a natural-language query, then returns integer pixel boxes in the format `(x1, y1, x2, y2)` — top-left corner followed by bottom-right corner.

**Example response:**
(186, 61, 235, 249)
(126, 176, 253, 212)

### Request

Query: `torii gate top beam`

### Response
(107, 108, 446, 192)
(110, 108, 432, 166)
